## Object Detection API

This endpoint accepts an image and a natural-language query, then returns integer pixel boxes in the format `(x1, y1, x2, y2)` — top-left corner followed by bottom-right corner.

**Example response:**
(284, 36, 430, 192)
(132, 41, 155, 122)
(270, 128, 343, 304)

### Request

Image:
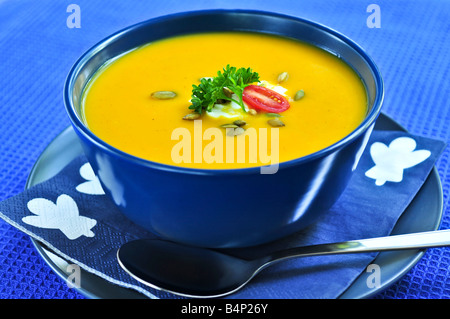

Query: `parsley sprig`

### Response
(189, 65, 260, 114)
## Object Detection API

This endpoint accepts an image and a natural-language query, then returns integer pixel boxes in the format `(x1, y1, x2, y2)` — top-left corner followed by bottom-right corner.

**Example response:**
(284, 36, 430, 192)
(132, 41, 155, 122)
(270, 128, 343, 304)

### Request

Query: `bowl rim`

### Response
(64, 9, 384, 176)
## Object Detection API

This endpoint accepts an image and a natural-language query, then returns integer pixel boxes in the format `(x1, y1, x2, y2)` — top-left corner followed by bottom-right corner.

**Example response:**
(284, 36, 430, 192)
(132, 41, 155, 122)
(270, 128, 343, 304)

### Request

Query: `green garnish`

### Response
(189, 65, 260, 114)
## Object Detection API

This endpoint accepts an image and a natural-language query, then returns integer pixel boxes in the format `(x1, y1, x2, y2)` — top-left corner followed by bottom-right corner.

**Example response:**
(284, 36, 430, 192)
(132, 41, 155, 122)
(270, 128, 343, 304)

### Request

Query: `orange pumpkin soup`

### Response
(81, 32, 367, 169)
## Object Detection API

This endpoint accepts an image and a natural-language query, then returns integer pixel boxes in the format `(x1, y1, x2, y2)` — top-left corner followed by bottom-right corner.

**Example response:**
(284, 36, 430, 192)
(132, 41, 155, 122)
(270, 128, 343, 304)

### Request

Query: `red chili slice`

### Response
(242, 85, 290, 113)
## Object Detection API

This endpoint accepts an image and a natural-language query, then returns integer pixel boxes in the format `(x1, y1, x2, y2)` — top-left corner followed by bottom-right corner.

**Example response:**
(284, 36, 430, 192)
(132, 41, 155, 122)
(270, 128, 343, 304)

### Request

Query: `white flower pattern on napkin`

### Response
(365, 137, 431, 186)
(22, 194, 97, 240)
(76, 162, 105, 195)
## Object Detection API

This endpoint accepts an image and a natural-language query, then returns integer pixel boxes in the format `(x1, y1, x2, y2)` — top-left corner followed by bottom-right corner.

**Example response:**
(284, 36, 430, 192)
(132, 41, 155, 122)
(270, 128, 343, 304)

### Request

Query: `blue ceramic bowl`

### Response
(64, 10, 383, 248)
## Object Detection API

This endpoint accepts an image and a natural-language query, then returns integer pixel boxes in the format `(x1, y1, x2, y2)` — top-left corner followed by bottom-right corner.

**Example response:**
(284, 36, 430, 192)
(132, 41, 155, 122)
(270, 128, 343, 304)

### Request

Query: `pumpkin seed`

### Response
(226, 127, 245, 137)
(294, 90, 305, 101)
(183, 112, 201, 120)
(248, 109, 257, 115)
(268, 118, 285, 127)
(234, 127, 245, 136)
(216, 99, 228, 104)
(265, 113, 281, 117)
(233, 120, 247, 127)
(226, 128, 235, 137)
(151, 91, 177, 100)
(222, 87, 233, 98)
(277, 72, 289, 83)
(221, 124, 238, 128)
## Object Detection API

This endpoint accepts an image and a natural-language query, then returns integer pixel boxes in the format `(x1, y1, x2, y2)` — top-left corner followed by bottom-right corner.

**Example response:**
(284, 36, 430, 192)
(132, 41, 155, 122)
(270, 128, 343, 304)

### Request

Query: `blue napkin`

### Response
(0, 130, 445, 299)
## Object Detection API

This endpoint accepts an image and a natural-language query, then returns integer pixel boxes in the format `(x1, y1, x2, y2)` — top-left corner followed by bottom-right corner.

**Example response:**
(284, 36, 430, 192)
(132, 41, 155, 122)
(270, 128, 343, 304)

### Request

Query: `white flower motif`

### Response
(76, 162, 105, 195)
(22, 194, 97, 240)
(365, 137, 431, 186)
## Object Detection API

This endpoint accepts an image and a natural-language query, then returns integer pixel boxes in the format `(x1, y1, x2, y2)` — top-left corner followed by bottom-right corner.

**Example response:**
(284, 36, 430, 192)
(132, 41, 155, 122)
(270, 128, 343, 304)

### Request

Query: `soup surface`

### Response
(82, 32, 367, 169)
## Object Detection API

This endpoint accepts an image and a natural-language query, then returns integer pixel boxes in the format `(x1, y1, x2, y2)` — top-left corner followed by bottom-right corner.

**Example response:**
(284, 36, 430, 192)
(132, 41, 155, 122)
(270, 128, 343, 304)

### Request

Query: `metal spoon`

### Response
(117, 229, 450, 298)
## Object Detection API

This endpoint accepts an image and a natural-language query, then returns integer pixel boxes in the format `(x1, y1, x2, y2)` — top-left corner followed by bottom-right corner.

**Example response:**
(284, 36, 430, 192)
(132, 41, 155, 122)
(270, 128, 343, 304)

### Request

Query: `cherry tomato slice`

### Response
(242, 85, 290, 113)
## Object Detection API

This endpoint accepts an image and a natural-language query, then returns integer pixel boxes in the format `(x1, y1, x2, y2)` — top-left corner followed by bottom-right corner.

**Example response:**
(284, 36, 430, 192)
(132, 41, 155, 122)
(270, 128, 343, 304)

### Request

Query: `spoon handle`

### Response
(269, 229, 450, 263)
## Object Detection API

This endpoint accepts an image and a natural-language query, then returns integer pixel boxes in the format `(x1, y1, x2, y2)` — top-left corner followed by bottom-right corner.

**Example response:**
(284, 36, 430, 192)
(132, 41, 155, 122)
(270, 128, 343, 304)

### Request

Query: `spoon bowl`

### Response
(117, 239, 267, 298)
(117, 229, 450, 298)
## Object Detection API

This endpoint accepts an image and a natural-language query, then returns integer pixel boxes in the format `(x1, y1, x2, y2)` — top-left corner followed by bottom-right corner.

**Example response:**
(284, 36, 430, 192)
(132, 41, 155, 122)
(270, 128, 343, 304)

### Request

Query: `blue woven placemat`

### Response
(0, 0, 449, 299)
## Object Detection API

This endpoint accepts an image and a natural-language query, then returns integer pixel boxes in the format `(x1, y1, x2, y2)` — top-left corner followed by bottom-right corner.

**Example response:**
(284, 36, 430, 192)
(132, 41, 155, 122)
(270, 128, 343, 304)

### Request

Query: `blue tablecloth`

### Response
(0, 0, 449, 299)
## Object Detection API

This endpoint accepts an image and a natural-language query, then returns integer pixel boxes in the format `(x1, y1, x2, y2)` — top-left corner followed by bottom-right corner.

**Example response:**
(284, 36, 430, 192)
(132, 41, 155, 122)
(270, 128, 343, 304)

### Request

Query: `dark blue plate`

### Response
(27, 113, 443, 299)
